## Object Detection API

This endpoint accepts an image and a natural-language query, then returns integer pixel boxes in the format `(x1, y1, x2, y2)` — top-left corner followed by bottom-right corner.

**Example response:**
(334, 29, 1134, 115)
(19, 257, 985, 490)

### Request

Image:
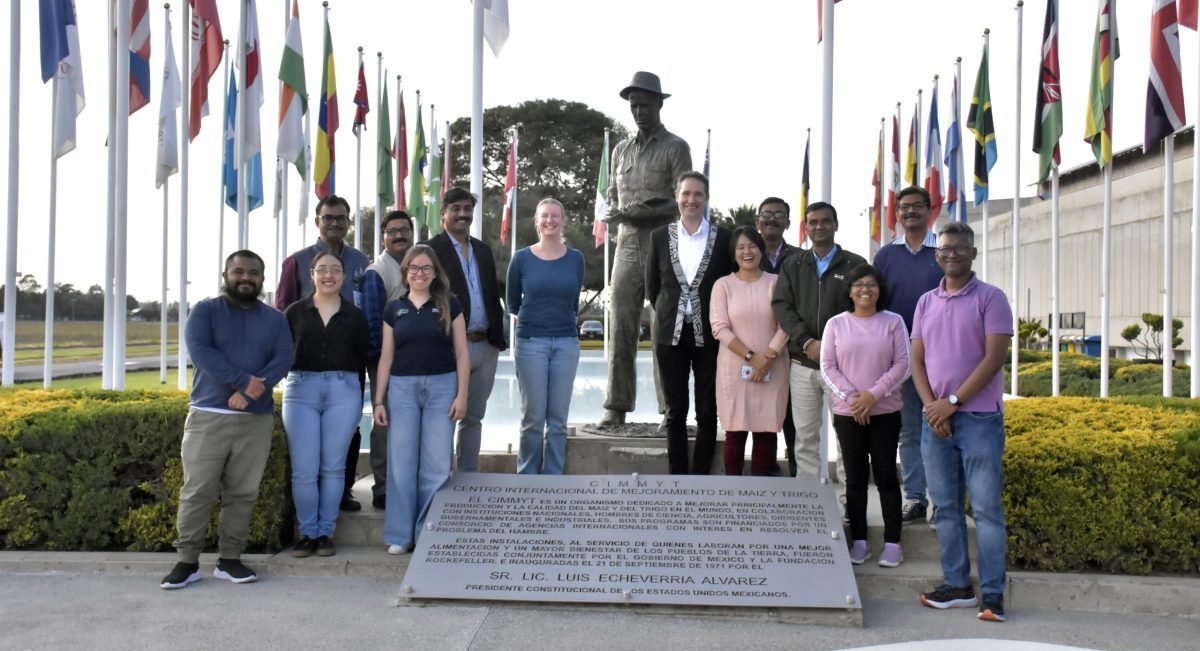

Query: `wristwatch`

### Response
(948, 394, 961, 407)
(744, 350, 755, 361)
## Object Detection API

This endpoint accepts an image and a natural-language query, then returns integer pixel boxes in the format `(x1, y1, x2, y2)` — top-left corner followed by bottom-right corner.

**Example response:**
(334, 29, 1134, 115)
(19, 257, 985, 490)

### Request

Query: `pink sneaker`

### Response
(878, 542, 903, 567)
(849, 539, 870, 565)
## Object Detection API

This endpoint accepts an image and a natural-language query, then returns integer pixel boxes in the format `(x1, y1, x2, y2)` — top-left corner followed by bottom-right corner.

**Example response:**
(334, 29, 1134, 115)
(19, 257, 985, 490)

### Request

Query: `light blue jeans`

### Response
(456, 340, 500, 472)
(898, 379, 928, 506)
(921, 410, 1007, 596)
(384, 372, 457, 549)
(515, 336, 580, 474)
(282, 370, 363, 538)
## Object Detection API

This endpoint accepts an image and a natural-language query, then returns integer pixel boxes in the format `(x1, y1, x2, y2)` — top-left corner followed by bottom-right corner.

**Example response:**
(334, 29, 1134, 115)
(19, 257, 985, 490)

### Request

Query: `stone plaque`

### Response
(400, 473, 861, 610)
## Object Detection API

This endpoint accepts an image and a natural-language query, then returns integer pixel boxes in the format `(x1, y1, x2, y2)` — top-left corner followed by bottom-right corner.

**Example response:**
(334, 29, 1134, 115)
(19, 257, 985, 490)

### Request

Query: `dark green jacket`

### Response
(771, 245, 867, 369)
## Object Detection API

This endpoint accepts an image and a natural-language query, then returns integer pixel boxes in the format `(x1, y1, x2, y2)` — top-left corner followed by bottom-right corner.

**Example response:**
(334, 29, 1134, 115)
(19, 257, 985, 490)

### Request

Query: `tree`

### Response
(1121, 312, 1184, 360)
(1017, 317, 1048, 349)
(345, 206, 377, 255)
(447, 99, 631, 293)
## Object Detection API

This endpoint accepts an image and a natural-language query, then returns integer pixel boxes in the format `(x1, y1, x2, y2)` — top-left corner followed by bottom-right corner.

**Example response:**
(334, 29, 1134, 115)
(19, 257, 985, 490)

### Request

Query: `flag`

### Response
(1085, 0, 1119, 167)
(887, 113, 900, 232)
(40, 0, 84, 159)
(156, 7, 181, 189)
(968, 41, 998, 205)
(500, 134, 516, 245)
(799, 131, 810, 247)
(394, 87, 407, 209)
(224, 69, 263, 211)
(871, 121, 883, 244)
(1183, 0, 1198, 29)
(377, 81, 394, 208)
(236, 0, 263, 163)
(442, 121, 452, 197)
(482, 0, 510, 56)
(314, 15, 338, 199)
(904, 109, 918, 186)
(945, 65, 966, 223)
(188, 0, 223, 141)
(702, 131, 711, 221)
(817, 0, 843, 43)
(407, 96, 427, 228)
(427, 115, 442, 231)
(277, 0, 307, 175)
(352, 59, 368, 137)
(129, 0, 151, 115)
(1145, 0, 1185, 150)
(924, 82, 943, 223)
(592, 132, 609, 249)
(1034, 0, 1064, 182)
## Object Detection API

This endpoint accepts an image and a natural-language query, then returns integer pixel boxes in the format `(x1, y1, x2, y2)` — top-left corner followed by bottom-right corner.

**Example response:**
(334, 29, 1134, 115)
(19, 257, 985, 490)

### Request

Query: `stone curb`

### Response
(2, 549, 1195, 620)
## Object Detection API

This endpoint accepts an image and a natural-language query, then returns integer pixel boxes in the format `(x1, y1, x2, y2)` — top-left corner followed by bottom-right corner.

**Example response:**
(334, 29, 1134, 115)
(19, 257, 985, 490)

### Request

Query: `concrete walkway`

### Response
(2, 567, 1197, 651)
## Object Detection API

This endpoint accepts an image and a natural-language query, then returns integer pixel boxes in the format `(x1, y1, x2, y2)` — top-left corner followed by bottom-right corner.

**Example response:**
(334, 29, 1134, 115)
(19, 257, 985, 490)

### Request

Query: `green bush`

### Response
(1004, 397, 1200, 574)
(1010, 354, 1192, 398)
(0, 389, 292, 552)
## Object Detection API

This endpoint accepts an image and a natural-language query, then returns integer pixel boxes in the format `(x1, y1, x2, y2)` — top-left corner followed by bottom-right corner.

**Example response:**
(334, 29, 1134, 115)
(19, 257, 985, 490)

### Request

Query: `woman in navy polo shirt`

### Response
(373, 244, 469, 555)
(282, 250, 370, 559)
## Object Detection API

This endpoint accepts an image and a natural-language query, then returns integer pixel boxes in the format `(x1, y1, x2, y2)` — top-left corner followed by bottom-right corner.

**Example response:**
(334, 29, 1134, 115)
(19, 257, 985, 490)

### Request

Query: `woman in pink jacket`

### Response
(821, 263, 910, 568)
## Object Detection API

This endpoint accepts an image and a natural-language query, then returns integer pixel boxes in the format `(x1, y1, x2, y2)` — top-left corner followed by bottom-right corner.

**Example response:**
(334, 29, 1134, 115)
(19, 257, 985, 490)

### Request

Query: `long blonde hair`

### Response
(400, 244, 453, 334)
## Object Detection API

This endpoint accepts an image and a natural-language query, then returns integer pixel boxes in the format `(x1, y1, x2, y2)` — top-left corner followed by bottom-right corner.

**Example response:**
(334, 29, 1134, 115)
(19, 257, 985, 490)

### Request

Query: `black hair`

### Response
(441, 186, 478, 209)
(380, 210, 414, 232)
(896, 185, 931, 205)
(757, 197, 790, 216)
(315, 194, 351, 216)
(804, 201, 838, 223)
(729, 226, 767, 262)
(844, 263, 888, 312)
(224, 249, 264, 272)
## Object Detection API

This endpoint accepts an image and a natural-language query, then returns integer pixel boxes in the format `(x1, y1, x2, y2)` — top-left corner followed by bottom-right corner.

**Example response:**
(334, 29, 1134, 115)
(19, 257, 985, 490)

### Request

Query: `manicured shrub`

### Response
(0, 389, 292, 552)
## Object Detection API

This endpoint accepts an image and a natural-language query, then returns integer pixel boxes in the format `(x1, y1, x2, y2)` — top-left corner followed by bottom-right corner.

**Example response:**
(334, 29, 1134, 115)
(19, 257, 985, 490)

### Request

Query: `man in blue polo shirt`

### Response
(873, 186, 944, 526)
(161, 250, 292, 589)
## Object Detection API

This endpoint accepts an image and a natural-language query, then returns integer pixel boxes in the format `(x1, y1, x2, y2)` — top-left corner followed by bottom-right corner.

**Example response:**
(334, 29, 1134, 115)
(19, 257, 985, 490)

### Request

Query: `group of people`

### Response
(157, 68, 1014, 624)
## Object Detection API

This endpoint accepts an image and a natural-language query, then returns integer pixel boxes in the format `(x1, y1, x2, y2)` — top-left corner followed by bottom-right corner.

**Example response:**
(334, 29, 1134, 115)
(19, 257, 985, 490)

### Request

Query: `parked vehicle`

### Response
(579, 320, 604, 340)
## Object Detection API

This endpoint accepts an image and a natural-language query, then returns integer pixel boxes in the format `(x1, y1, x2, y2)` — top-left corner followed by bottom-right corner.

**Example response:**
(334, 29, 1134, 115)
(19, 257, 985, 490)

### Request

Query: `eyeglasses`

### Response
(935, 245, 973, 257)
(320, 214, 350, 224)
(851, 281, 879, 290)
(897, 202, 928, 212)
(407, 265, 435, 276)
(313, 266, 344, 276)
(383, 227, 412, 237)
(757, 210, 788, 221)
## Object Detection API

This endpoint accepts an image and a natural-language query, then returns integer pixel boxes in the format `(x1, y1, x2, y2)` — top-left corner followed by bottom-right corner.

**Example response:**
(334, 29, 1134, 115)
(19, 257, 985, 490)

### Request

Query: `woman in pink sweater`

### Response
(820, 264, 910, 568)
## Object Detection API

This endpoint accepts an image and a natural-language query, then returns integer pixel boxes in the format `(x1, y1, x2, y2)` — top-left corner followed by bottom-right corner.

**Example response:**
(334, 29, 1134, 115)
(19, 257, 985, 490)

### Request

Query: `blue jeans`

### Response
(899, 379, 928, 506)
(921, 410, 1007, 596)
(282, 370, 362, 538)
(384, 372, 457, 548)
(456, 340, 500, 472)
(515, 336, 580, 474)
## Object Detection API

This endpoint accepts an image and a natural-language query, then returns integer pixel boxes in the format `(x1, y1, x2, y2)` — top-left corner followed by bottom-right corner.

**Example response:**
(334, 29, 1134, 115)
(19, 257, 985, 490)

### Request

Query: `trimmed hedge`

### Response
(1008, 350, 1193, 398)
(1004, 397, 1200, 574)
(0, 389, 292, 552)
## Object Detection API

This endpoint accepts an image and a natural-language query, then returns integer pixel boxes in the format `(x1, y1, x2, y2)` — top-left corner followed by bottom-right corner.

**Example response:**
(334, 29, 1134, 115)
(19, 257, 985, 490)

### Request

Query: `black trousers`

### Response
(833, 411, 902, 543)
(656, 322, 719, 475)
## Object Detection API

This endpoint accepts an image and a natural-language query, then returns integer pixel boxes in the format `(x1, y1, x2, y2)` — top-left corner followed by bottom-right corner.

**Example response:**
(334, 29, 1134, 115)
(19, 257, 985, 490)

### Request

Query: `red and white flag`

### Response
(499, 133, 516, 245)
(1145, 0, 1186, 150)
(887, 112, 900, 234)
(188, 0, 223, 141)
(924, 80, 944, 223)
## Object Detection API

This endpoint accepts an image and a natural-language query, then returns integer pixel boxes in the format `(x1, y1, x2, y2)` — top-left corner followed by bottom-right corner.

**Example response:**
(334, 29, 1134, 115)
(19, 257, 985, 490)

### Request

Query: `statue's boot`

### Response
(656, 415, 668, 435)
(598, 409, 626, 427)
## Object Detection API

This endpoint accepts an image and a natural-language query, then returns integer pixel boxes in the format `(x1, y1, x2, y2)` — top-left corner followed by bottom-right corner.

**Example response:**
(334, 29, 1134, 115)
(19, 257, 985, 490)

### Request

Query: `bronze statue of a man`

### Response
(599, 72, 692, 426)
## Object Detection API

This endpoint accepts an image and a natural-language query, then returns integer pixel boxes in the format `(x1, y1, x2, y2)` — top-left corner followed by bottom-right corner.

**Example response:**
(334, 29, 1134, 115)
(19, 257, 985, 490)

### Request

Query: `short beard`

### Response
(222, 282, 262, 306)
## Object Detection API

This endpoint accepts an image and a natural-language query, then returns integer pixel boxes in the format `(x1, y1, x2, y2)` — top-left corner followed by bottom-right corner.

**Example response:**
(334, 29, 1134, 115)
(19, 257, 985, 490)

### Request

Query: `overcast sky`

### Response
(0, 0, 1185, 301)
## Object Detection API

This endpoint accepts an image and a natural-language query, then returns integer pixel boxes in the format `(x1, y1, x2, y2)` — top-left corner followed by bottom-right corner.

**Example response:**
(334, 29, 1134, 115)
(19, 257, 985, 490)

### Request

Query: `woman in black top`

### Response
(282, 250, 369, 558)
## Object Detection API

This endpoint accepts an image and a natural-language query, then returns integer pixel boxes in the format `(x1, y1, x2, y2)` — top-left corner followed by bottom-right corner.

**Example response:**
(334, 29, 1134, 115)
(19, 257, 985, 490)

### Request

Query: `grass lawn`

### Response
(6, 320, 177, 365)
(15, 369, 187, 391)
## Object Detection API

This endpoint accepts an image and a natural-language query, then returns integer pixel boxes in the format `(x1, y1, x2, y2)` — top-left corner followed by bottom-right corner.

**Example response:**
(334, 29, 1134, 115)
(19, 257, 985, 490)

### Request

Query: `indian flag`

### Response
(277, 0, 307, 175)
(592, 131, 609, 248)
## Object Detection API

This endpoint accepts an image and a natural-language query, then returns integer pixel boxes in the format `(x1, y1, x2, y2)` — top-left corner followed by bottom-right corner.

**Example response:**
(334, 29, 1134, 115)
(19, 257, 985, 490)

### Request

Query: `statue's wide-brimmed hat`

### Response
(620, 71, 671, 100)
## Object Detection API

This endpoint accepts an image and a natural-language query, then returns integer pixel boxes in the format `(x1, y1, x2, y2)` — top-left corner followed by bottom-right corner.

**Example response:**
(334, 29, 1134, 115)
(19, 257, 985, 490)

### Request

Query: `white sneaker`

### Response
(387, 544, 411, 555)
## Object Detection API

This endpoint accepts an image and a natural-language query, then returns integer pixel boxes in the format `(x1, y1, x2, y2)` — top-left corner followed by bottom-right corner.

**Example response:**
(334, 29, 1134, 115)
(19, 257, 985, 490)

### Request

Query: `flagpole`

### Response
(470, 0, 485, 237)
(236, 0, 249, 250)
(820, 0, 833, 201)
(352, 47, 364, 252)
(916, 89, 923, 184)
(509, 124, 519, 356)
(102, 3, 116, 388)
(218, 40, 229, 284)
(1050, 165, 1060, 395)
(981, 28, 991, 282)
(278, 0, 289, 296)
(373, 51, 383, 255)
(429, 103, 437, 221)
(1100, 164, 1112, 397)
(1010, 0, 1023, 397)
(161, 2, 172, 386)
(889, 101, 900, 242)
(178, 0, 191, 391)
(1163, 134, 1175, 396)
(602, 127, 611, 361)
(393, 74, 402, 257)
(1193, 43, 1200, 398)
(43, 77, 60, 389)
(114, 0, 132, 390)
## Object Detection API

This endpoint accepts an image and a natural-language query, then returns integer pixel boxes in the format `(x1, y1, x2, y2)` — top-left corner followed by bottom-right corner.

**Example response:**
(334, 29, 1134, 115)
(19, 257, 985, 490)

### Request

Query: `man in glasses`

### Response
(359, 210, 415, 509)
(873, 186, 945, 526)
(911, 221, 1012, 623)
(275, 193, 372, 512)
(755, 197, 798, 477)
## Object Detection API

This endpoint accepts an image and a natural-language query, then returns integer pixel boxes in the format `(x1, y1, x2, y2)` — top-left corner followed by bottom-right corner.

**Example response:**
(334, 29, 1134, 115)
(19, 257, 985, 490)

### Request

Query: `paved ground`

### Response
(2, 571, 1197, 651)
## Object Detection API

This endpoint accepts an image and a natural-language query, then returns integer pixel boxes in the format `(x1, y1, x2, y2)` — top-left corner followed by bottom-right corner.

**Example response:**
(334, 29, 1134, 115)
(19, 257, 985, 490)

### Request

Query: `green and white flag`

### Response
(427, 110, 442, 233)
(591, 130, 610, 248)
(277, 0, 307, 175)
(376, 80, 393, 208)
(407, 95, 427, 230)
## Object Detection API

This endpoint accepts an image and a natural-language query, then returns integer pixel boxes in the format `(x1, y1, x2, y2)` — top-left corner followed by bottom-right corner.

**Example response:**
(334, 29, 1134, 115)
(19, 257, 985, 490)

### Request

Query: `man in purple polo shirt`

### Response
(910, 221, 1013, 623)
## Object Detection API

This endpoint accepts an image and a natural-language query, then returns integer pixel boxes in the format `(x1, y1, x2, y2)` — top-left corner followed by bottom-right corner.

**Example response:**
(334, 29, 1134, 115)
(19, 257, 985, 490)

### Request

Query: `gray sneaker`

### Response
(901, 499, 926, 524)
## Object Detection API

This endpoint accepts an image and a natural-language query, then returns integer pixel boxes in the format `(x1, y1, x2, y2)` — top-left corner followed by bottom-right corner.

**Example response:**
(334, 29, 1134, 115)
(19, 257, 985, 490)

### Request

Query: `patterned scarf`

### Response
(666, 221, 717, 347)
